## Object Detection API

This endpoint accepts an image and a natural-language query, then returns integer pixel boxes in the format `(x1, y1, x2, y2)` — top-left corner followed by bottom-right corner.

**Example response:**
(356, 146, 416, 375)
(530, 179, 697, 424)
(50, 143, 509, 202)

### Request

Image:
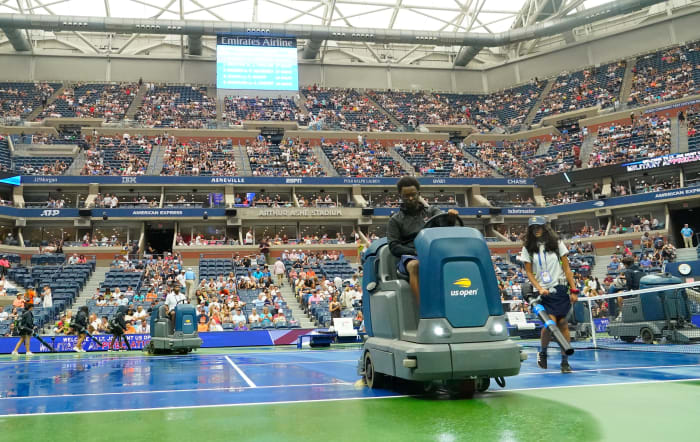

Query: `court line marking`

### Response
(2, 361, 696, 401)
(225, 355, 257, 388)
(0, 348, 366, 365)
(517, 362, 700, 375)
(3, 376, 700, 418)
(0, 394, 410, 418)
(0, 382, 353, 401)
(494, 376, 700, 393)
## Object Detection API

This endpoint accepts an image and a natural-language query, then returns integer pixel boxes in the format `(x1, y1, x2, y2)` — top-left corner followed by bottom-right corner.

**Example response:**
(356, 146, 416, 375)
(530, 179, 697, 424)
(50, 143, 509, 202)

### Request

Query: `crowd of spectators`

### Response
(36, 83, 137, 122)
(223, 96, 305, 125)
(628, 41, 699, 107)
(303, 86, 396, 132)
(247, 139, 326, 177)
(17, 160, 69, 175)
(367, 90, 462, 129)
(466, 139, 541, 178)
(135, 84, 216, 128)
(437, 81, 544, 131)
(534, 62, 625, 123)
(81, 134, 156, 176)
(0, 82, 56, 122)
(588, 114, 671, 168)
(321, 141, 404, 177)
(160, 139, 237, 176)
(543, 183, 602, 206)
(394, 141, 493, 178)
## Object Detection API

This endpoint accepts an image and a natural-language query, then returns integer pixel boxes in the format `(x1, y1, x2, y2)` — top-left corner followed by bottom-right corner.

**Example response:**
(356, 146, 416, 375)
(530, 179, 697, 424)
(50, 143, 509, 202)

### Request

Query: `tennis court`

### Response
(1, 346, 699, 441)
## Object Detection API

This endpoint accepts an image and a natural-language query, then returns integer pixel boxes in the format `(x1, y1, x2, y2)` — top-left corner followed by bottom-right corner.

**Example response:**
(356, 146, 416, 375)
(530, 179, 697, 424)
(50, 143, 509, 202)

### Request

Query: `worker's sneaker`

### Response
(537, 352, 547, 369)
(11, 351, 18, 355)
(73, 347, 82, 352)
(26, 352, 34, 356)
(560, 363, 573, 373)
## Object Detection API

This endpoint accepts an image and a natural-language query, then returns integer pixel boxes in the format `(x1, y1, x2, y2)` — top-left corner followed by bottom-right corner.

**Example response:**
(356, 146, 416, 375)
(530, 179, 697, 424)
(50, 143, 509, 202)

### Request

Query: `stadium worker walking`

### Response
(680, 224, 694, 248)
(12, 303, 34, 355)
(521, 216, 579, 373)
(387, 176, 458, 308)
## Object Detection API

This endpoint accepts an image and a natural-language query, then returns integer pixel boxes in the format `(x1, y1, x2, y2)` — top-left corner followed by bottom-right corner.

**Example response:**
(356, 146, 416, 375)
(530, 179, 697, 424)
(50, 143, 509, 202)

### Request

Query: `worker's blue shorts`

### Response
(397, 254, 418, 277)
(540, 285, 572, 319)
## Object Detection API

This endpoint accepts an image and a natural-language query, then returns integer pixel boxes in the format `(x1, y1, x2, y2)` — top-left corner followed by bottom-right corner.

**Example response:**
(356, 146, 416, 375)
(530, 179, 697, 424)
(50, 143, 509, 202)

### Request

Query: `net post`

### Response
(586, 297, 597, 349)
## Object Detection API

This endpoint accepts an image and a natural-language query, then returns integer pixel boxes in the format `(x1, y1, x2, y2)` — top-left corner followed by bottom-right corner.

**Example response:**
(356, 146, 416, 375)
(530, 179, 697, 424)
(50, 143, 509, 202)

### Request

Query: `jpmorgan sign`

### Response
(258, 208, 343, 217)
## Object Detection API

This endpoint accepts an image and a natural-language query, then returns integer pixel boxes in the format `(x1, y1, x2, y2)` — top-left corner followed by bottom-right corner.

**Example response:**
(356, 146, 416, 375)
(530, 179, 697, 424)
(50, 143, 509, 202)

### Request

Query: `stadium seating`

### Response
(533, 62, 626, 124)
(394, 141, 493, 177)
(0, 82, 60, 121)
(321, 141, 404, 177)
(302, 87, 396, 132)
(14, 156, 73, 175)
(0, 137, 11, 171)
(223, 96, 302, 124)
(464, 139, 541, 178)
(436, 81, 545, 131)
(628, 41, 699, 107)
(588, 115, 671, 167)
(161, 140, 237, 176)
(135, 85, 216, 128)
(247, 141, 326, 177)
(35, 83, 137, 121)
(82, 136, 154, 176)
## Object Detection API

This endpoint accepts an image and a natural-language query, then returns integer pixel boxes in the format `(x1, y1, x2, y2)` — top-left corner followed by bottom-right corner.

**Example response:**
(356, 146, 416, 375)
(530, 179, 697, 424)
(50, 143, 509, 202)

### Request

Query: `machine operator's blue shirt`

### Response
(185, 270, 195, 280)
(681, 227, 693, 238)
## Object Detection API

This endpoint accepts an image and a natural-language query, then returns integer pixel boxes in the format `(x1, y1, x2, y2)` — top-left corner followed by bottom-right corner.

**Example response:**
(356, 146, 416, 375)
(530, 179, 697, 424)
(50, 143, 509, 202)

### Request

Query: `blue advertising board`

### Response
(0, 329, 312, 354)
(19, 175, 534, 187)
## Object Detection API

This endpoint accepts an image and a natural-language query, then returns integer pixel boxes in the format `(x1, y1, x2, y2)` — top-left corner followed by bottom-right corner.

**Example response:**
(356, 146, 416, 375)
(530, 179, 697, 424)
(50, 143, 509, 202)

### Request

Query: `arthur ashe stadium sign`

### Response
(258, 208, 343, 217)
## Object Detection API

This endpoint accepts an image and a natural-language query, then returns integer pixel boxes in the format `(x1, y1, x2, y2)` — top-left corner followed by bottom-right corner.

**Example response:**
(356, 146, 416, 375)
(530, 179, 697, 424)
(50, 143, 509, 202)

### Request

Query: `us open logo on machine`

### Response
(451, 278, 478, 297)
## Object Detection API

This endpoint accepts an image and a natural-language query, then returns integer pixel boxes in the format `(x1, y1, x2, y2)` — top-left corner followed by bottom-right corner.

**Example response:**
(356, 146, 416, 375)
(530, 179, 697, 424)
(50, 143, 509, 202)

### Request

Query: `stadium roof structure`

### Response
(0, 0, 696, 68)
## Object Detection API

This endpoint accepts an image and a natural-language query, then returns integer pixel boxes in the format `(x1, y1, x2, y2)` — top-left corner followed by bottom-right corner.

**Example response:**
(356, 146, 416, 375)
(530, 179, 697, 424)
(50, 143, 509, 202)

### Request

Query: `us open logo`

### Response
(451, 278, 478, 296)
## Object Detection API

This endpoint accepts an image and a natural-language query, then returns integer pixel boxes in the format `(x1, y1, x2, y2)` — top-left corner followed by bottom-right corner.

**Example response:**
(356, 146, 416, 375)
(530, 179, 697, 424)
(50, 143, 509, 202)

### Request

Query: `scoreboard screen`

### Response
(216, 35, 298, 91)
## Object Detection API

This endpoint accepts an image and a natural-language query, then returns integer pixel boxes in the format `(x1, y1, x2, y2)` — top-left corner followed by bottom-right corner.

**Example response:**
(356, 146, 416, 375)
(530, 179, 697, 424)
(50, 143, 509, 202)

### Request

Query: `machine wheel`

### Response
(363, 351, 385, 389)
(146, 342, 155, 355)
(476, 377, 490, 393)
(640, 328, 655, 345)
(450, 379, 476, 398)
(620, 336, 636, 343)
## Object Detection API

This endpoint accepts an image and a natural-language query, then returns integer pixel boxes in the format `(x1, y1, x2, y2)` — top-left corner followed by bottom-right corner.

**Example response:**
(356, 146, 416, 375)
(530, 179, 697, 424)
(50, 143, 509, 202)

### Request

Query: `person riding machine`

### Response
(146, 303, 202, 354)
(359, 212, 526, 395)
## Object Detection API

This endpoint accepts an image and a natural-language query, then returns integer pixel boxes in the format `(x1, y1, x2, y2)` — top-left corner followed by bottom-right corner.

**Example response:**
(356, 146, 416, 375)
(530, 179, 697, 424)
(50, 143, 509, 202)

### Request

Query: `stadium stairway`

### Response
(619, 57, 637, 109)
(311, 144, 339, 177)
(282, 283, 315, 329)
(294, 94, 310, 115)
(125, 84, 147, 120)
(675, 117, 689, 154)
(27, 84, 65, 121)
(362, 92, 405, 130)
(591, 254, 614, 283)
(522, 79, 553, 128)
(388, 147, 418, 175)
(535, 141, 552, 156)
(235, 144, 252, 175)
(579, 133, 597, 168)
(66, 149, 86, 175)
(147, 143, 165, 175)
(463, 149, 504, 178)
(38, 266, 110, 334)
(69, 266, 110, 316)
(674, 247, 697, 262)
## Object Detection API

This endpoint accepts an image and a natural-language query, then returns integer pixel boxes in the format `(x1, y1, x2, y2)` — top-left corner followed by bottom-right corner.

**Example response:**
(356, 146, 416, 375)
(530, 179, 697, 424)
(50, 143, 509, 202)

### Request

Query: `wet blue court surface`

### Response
(1, 348, 699, 416)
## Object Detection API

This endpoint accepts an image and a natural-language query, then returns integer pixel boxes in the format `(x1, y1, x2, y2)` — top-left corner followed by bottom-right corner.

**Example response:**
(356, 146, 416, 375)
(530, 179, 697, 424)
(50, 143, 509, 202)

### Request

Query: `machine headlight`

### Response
(433, 326, 445, 337)
(493, 322, 504, 334)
